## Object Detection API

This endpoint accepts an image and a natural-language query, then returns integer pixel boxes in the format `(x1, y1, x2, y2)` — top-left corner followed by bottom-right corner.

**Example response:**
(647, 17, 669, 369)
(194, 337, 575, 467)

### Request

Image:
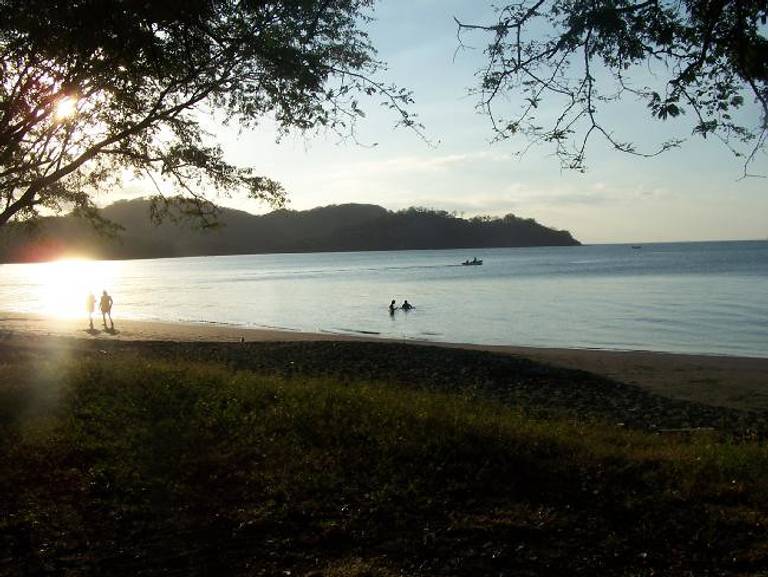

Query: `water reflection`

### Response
(0, 243, 766, 357)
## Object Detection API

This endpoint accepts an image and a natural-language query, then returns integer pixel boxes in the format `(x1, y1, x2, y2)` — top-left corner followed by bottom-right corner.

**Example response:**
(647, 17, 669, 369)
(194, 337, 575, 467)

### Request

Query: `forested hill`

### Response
(0, 199, 579, 262)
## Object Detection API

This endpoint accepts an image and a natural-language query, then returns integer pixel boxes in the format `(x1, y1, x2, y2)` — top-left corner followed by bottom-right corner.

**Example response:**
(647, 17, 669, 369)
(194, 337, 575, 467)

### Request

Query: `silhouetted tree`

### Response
(457, 1, 767, 173)
(0, 0, 417, 228)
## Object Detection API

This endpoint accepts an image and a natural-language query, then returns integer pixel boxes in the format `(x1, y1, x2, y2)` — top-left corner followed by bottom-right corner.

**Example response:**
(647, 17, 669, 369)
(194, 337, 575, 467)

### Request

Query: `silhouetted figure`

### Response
(389, 299, 397, 315)
(86, 291, 96, 330)
(401, 300, 413, 311)
(100, 290, 114, 330)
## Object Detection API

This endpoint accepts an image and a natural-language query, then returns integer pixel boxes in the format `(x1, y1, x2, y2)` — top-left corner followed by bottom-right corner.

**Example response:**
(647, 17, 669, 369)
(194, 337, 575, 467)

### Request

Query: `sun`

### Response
(54, 96, 78, 120)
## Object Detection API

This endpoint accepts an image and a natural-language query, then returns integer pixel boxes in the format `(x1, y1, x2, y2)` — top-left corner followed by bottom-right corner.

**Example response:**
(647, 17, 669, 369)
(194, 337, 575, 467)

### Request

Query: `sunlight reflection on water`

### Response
(3, 258, 123, 319)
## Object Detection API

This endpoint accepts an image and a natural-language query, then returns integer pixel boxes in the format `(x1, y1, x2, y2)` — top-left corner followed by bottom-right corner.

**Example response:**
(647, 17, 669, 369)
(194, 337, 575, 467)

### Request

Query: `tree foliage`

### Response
(0, 0, 417, 227)
(457, 0, 768, 172)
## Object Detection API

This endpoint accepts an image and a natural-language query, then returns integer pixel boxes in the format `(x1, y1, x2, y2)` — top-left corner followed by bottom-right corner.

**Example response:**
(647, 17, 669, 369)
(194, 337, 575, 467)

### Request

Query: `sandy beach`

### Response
(1, 310, 766, 412)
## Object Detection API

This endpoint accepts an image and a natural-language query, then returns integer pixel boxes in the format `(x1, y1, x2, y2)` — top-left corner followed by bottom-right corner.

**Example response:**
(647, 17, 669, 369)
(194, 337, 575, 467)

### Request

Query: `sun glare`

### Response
(54, 96, 77, 120)
(28, 258, 122, 319)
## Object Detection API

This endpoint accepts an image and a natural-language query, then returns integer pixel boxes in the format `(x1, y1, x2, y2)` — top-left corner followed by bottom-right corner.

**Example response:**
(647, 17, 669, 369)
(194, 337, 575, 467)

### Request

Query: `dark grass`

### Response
(1, 340, 767, 576)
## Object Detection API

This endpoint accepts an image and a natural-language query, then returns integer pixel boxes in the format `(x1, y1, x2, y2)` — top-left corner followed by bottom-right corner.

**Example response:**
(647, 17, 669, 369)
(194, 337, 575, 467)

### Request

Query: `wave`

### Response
(322, 327, 382, 336)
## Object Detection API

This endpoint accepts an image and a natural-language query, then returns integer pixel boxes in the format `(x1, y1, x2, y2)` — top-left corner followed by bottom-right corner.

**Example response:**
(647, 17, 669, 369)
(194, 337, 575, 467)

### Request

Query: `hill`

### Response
(0, 199, 579, 262)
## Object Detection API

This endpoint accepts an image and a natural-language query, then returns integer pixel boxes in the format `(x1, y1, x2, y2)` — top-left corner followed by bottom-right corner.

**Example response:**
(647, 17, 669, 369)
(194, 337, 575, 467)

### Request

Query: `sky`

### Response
(120, 0, 768, 244)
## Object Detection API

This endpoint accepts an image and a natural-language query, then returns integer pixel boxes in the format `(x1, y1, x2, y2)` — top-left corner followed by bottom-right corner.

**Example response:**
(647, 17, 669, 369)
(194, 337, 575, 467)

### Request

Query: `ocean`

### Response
(1, 241, 767, 358)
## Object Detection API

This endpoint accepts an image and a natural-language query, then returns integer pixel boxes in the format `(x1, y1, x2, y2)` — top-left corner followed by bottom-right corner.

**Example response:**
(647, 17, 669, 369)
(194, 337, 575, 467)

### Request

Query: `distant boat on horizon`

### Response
(631, 245, 642, 249)
(462, 258, 483, 265)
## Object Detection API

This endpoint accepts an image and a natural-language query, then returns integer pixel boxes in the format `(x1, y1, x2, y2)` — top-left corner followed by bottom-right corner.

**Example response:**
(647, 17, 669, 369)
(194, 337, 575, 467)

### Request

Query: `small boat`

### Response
(631, 245, 642, 249)
(462, 258, 483, 266)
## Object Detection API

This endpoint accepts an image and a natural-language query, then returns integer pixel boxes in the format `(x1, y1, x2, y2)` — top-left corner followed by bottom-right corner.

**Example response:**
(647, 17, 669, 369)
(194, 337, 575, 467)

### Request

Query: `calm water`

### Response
(1, 241, 767, 358)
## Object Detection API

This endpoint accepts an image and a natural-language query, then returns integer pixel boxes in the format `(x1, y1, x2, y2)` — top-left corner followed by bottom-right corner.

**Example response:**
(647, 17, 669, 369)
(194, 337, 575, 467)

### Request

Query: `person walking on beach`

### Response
(86, 291, 96, 330)
(100, 290, 114, 330)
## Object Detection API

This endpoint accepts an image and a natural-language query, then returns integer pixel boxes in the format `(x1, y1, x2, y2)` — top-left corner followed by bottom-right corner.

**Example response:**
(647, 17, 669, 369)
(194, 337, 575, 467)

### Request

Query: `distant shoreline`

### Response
(0, 243, 583, 265)
(0, 245, 581, 266)
(2, 311, 767, 412)
(2, 238, 767, 265)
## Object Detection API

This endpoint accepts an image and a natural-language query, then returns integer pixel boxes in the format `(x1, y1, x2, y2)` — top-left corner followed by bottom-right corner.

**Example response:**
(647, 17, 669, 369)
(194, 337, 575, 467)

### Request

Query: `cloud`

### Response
(320, 150, 513, 180)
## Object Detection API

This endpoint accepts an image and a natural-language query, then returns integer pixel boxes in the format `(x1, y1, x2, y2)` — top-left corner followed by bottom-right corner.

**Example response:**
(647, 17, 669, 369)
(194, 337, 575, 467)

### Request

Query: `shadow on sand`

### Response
(83, 327, 120, 336)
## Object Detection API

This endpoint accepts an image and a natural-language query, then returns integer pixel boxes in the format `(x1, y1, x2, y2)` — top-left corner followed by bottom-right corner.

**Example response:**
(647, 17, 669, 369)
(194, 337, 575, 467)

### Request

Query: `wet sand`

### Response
(1, 311, 766, 412)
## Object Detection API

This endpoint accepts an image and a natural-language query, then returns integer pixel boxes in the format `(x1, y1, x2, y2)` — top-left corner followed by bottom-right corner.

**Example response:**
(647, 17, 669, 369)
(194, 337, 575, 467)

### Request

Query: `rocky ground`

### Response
(6, 336, 766, 434)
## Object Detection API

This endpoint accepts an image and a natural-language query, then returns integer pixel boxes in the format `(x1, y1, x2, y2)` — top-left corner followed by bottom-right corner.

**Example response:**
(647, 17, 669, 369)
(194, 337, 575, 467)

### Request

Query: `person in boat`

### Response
(389, 299, 397, 314)
(401, 300, 413, 311)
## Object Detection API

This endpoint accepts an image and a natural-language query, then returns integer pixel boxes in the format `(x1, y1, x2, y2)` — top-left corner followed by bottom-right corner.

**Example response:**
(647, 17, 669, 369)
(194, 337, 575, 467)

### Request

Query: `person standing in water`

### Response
(100, 290, 114, 330)
(401, 300, 413, 311)
(86, 291, 96, 330)
(389, 299, 397, 314)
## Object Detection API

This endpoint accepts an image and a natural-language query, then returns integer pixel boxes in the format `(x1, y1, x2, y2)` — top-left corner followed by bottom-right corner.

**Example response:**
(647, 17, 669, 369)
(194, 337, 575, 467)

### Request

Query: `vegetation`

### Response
(0, 0, 416, 228)
(0, 199, 579, 262)
(1, 344, 767, 576)
(458, 1, 768, 172)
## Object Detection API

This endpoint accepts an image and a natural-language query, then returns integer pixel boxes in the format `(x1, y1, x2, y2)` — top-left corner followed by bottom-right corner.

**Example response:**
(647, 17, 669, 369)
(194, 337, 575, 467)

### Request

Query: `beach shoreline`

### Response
(1, 310, 767, 412)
